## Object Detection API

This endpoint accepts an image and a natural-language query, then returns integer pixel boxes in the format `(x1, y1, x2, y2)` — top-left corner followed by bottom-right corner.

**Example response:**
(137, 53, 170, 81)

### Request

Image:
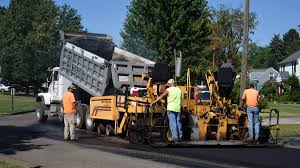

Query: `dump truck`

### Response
(35, 31, 154, 130)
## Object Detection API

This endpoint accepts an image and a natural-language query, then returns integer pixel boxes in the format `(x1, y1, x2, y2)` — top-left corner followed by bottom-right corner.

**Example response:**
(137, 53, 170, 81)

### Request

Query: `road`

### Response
(0, 112, 299, 168)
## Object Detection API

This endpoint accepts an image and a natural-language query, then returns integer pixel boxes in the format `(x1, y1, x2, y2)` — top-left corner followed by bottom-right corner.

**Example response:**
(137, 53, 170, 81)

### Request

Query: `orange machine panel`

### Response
(90, 96, 118, 121)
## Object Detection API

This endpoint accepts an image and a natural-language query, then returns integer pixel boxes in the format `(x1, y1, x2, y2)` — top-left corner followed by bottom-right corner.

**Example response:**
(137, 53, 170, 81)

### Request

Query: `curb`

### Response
(0, 110, 34, 116)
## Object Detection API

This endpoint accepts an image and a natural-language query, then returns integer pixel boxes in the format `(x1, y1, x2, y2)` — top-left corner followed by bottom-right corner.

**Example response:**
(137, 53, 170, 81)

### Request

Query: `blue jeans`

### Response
(247, 107, 260, 140)
(167, 111, 183, 141)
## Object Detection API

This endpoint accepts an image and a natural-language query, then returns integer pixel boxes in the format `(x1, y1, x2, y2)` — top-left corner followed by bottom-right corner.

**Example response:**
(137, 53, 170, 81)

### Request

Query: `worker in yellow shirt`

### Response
(150, 79, 182, 143)
(62, 85, 77, 141)
(242, 83, 260, 143)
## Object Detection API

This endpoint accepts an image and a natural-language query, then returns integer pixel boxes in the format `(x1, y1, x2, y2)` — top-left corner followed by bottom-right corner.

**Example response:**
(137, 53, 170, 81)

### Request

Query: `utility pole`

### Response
(240, 0, 249, 105)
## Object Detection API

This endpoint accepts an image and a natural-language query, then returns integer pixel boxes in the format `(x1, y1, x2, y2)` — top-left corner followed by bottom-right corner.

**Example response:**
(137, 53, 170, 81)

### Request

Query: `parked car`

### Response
(0, 84, 10, 92)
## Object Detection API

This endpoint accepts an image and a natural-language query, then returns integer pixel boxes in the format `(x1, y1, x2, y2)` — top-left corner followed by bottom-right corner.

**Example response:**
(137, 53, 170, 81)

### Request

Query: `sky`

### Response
(0, 0, 299, 47)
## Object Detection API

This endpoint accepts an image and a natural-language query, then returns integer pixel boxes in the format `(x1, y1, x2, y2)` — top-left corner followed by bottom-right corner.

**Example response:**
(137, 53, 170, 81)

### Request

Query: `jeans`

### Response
(247, 107, 260, 140)
(64, 113, 76, 140)
(167, 111, 183, 141)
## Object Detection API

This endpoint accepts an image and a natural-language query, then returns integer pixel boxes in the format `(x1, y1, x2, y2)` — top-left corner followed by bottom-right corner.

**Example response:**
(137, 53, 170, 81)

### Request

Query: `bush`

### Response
(258, 96, 268, 109)
(260, 80, 278, 100)
(286, 74, 300, 91)
(289, 91, 300, 102)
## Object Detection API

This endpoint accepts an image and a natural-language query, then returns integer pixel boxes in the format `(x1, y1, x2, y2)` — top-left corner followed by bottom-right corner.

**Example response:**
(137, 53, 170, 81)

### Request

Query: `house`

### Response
(248, 67, 280, 90)
(279, 49, 300, 79)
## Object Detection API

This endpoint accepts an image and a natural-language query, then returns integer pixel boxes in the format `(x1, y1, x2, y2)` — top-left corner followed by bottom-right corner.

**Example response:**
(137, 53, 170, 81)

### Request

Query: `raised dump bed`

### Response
(60, 42, 111, 96)
(111, 47, 155, 92)
(59, 30, 155, 96)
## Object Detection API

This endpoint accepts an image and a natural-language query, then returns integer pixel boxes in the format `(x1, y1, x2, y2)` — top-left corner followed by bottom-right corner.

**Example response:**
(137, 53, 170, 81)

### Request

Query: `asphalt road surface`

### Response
(0, 112, 299, 168)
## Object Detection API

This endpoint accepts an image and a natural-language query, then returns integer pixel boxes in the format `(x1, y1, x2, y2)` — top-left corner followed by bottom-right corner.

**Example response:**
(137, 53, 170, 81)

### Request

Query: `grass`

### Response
(0, 161, 25, 168)
(271, 124, 300, 137)
(262, 102, 300, 117)
(0, 93, 35, 114)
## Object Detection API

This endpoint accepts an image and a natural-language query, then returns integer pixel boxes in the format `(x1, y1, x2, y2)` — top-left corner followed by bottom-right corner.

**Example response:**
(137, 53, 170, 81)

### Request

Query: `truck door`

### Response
(48, 70, 60, 101)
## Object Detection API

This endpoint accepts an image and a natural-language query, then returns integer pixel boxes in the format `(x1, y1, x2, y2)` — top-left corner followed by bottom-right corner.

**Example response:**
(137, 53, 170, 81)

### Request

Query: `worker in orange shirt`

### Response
(62, 85, 77, 140)
(242, 83, 260, 143)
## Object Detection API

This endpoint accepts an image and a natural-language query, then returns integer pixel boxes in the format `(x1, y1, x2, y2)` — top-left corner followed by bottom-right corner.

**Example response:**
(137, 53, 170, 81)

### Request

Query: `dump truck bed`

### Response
(59, 30, 155, 96)
(60, 42, 111, 96)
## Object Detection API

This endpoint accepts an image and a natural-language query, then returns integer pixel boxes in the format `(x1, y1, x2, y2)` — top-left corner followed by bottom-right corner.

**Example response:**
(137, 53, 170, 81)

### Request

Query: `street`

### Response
(0, 112, 299, 168)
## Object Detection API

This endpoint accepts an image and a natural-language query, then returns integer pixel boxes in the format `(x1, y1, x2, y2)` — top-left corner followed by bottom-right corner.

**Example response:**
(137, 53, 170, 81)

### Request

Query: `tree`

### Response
(57, 4, 84, 32)
(209, 6, 257, 70)
(121, 0, 211, 83)
(0, 1, 84, 94)
(0, 0, 59, 93)
(267, 34, 286, 69)
(283, 28, 300, 56)
(248, 43, 269, 68)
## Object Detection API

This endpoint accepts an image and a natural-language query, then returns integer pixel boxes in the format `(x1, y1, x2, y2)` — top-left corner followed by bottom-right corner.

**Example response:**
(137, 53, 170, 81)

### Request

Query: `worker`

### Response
(220, 58, 235, 72)
(242, 83, 260, 143)
(216, 58, 236, 99)
(62, 84, 77, 141)
(150, 79, 182, 143)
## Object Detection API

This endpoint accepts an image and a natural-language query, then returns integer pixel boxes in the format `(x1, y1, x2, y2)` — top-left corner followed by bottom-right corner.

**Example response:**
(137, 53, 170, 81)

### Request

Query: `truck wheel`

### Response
(36, 101, 48, 122)
(58, 104, 64, 123)
(76, 104, 85, 129)
(97, 121, 106, 135)
(84, 105, 95, 131)
(105, 122, 114, 136)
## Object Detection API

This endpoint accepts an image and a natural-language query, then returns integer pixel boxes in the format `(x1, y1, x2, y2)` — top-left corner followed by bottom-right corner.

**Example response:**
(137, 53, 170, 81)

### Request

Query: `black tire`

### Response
(84, 105, 95, 131)
(76, 104, 85, 129)
(1, 89, 5, 92)
(58, 104, 64, 123)
(36, 101, 48, 122)
(105, 122, 114, 136)
(96, 121, 106, 135)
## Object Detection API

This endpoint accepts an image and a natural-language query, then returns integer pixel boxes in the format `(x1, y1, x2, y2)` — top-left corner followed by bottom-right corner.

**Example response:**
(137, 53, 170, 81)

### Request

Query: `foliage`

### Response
(260, 80, 278, 100)
(286, 74, 300, 91)
(258, 96, 268, 109)
(283, 28, 300, 56)
(266, 34, 286, 70)
(57, 4, 84, 32)
(121, 0, 211, 83)
(248, 43, 269, 68)
(209, 6, 257, 70)
(0, 1, 83, 92)
(249, 28, 300, 70)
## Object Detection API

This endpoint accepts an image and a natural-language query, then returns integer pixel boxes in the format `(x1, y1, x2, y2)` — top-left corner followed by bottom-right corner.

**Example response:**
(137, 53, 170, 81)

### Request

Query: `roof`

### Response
(249, 69, 267, 72)
(249, 67, 278, 79)
(279, 71, 290, 80)
(279, 49, 300, 64)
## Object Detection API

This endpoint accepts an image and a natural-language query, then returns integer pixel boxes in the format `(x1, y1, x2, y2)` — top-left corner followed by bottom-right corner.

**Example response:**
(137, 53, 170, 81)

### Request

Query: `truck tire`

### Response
(84, 105, 95, 131)
(76, 104, 85, 129)
(36, 101, 48, 122)
(96, 121, 105, 135)
(105, 122, 114, 136)
(58, 104, 64, 123)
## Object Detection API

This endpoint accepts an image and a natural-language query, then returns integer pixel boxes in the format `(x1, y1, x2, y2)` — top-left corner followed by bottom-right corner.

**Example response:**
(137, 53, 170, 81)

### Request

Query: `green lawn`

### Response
(272, 124, 300, 137)
(0, 161, 25, 168)
(262, 102, 300, 117)
(0, 93, 35, 114)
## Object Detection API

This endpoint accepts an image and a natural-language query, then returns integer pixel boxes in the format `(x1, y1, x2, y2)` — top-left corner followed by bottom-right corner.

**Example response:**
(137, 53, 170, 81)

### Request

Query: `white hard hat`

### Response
(167, 79, 175, 84)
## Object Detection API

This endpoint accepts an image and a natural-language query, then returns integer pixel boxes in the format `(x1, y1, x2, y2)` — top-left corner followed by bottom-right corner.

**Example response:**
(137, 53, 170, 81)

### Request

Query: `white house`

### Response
(279, 49, 300, 79)
(248, 67, 280, 90)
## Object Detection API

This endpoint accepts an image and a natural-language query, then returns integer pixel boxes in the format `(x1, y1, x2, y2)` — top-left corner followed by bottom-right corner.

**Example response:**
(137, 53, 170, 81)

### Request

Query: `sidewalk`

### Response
(262, 117, 300, 125)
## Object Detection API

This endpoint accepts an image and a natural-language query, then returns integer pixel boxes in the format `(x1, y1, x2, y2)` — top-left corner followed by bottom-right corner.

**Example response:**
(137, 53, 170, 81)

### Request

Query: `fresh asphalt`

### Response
(0, 112, 299, 168)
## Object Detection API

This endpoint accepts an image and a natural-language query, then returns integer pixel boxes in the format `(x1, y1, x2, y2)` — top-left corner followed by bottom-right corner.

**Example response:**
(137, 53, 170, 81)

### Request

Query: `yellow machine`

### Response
(89, 67, 279, 145)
